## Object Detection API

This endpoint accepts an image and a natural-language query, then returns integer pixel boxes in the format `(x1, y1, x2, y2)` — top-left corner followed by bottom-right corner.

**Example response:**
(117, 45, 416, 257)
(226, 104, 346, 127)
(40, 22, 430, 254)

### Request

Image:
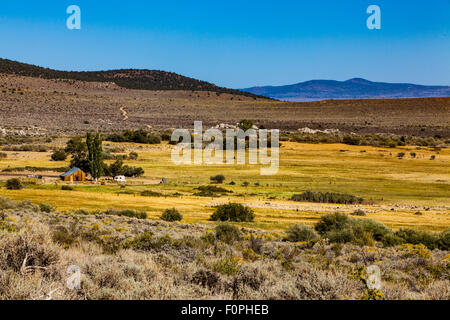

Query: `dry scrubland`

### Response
(0, 199, 448, 300)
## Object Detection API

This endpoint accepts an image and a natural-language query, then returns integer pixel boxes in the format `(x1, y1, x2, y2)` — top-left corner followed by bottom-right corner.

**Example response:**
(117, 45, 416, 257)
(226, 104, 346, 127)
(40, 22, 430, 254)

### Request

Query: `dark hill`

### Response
(0, 58, 266, 99)
(242, 78, 450, 101)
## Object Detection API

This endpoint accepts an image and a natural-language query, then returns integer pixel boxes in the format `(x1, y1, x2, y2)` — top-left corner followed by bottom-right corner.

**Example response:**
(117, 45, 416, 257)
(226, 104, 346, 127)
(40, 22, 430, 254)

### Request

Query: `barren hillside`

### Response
(0, 73, 449, 137)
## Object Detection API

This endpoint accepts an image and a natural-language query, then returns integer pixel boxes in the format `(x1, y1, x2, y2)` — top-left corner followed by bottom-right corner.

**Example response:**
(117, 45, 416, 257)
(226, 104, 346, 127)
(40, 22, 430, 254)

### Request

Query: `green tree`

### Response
(51, 149, 67, 161)
(210, 174, 225, 184)
(87, 132, 104, 180)
(108, 159, 124, 177)
(65, 137, 89, 172)
(238, 119, 254, 131)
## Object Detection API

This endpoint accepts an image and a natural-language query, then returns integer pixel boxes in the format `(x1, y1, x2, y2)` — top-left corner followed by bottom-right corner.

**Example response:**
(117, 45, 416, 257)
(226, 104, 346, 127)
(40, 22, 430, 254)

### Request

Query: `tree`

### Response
(51, 149, 67, 161)
(65, 137, 89, 172)
(210, 174, 225, 184)
(210, 203, 255, 222)
(87, 132, 104, 181)
(238, 119, 254, 131)
(108, 159, 124, 177)
(161, 208, 183, 222)
(6, 178, 23, 190)
(122, 166, 144, 177)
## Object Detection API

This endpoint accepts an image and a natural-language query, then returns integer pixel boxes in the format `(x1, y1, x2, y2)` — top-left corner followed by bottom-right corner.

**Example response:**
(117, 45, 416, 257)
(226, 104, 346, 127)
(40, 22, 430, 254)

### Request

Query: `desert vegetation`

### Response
(0, 197, 448, 300)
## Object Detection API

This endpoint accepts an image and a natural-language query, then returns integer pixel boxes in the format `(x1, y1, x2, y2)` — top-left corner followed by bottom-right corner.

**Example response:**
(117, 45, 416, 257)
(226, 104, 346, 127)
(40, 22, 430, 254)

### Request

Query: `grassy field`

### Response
(0, 140, 449, 231)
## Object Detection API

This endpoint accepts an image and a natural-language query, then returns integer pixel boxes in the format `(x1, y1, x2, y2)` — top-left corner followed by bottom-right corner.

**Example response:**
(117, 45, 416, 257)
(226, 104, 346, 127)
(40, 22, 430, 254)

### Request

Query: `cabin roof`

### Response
(60, 167, 83, 177)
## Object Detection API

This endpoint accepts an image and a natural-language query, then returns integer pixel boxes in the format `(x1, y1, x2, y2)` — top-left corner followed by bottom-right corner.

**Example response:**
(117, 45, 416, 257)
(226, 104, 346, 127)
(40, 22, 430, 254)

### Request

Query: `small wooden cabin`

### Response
(60, 167, 86, 182)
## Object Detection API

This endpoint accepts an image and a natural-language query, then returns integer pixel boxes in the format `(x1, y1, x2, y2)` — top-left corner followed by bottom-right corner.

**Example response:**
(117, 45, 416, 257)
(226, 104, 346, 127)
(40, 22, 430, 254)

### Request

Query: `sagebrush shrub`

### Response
(285, 224, 319, 242)
(6, 178, 22, 190)
(161, 208, 183, 222)
(0, 224, 59, 273)
(215, 224, 242, 244)
(39, 203, 52, 213)
(104, 209, 147, 220)
(394, 229, 440, 250)
(351, 209, 366, 216)
(437, 229, 450, 250)
(315, 213, 351, 235)
(141, 190, 163, 197)
(381, 233, 405, 247)
(210, 203, 254, 222)
(315, 213, 390, 246)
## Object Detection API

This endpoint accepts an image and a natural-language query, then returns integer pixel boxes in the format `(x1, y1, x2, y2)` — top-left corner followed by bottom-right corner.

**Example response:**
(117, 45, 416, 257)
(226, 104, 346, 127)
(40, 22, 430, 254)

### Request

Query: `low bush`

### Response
(125, 231, 154, 251)
(315, 213, 390, 245)
(210, 174, 225, 184)
(51, 149, 67, 161)
(285, 224, 319, 242)
(210, 203, 255, 222)
(343, 135, 361, 146)
(291, 191, 364, 204)
(194, 185, 233, 197)
(437, 229, 450, 250)
(39, 203, 53, 213)
(61, 185, 74, 191)
(394, 229, 440, 250)
(351, 209, 366, 216)
(104, 209, 147, 220)
(315, 212, 351, 235)
(161, 208, 183, 222)
(0, 197, 15, 210)
(215, 224, 242, 244)
(128, 152, 139, 160)
(52, 226, 76, 247)
(213, 257, 240, 276)
(5, 178, 22, 190)
(141, 190, 163, 197)
(381, 233, 405, 247)
(0, 225, 59, 273)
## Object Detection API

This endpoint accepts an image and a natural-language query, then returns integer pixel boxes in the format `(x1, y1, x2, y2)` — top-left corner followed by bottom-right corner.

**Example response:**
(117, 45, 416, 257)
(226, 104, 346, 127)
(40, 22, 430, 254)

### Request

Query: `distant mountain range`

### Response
(0, 58, 266, 99)
(242, 78, 450, 101)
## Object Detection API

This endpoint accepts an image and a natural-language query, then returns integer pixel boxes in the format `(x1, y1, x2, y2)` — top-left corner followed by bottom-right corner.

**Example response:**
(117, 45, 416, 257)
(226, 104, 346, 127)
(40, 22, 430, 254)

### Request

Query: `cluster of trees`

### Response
(290, 132, 447, 148)
(64, 133, 144, 180)
(291, 191, 364, 204)
(105, 130, 161, 144)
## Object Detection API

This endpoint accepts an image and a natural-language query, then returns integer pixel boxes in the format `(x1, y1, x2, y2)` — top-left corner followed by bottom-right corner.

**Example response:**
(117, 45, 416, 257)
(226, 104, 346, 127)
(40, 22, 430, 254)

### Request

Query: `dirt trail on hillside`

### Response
(120, 106, 128, 121)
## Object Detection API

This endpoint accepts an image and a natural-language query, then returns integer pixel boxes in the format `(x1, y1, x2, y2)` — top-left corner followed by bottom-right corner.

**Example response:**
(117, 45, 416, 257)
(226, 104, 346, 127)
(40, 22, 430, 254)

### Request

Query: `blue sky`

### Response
(0, 0, 449, 88)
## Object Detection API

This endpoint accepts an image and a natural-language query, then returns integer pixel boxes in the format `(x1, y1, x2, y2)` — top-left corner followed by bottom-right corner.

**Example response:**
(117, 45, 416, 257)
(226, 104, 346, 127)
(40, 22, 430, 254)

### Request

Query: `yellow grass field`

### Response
(1, 141, 449, 231)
